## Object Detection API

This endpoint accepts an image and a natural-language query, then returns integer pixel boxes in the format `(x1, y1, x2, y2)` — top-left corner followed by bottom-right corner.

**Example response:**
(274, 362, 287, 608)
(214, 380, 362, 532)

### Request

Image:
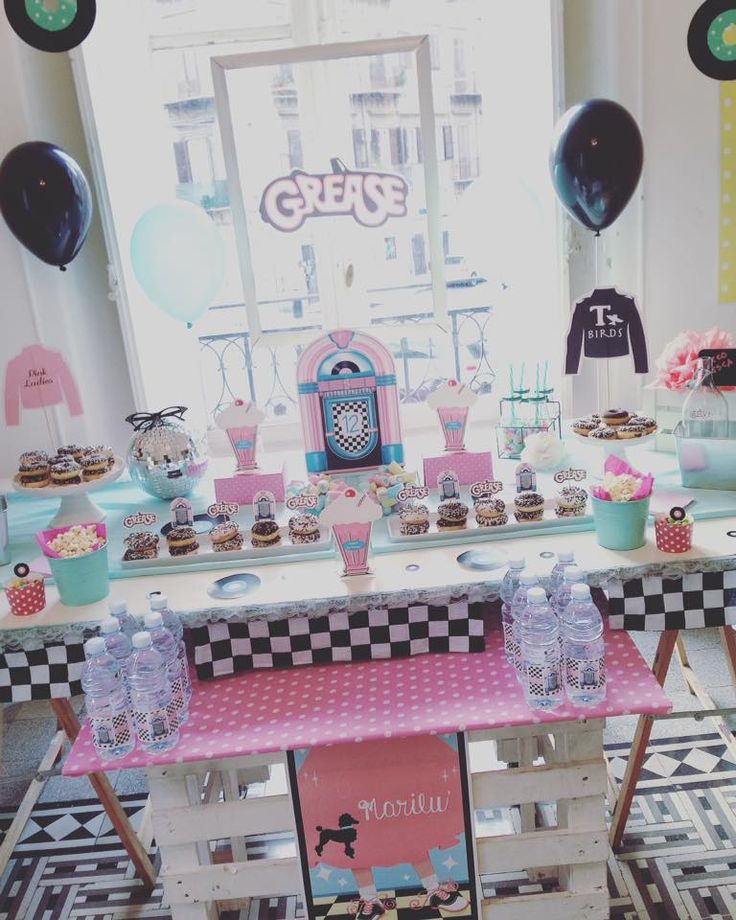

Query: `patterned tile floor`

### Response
(2, 733, 736, 919)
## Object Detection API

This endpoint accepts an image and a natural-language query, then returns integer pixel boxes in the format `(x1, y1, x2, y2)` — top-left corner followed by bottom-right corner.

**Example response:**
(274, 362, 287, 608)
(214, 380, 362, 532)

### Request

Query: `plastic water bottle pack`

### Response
(500, 556, 525, 663)
(519, 587, 564, 710)
(144, 609, 191, 725)
(561, 583, 606, 706)
(149, 594, 192, 702)
(510, 571, 540, 678)
(548, 550, 576, 596)
(81, 637, 135, 761)
(108, 599, 140, 640)
(127, 631, 180, 753)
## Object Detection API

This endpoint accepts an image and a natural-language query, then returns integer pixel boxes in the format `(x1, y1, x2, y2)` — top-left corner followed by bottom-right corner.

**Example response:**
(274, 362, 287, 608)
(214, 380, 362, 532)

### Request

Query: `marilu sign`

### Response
(260, 159, 408, 233)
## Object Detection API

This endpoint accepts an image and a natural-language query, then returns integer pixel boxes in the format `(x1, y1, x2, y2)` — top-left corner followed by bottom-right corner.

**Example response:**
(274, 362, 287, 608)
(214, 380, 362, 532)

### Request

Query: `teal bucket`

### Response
(591, 496, 650, 551)
(49, 546, 110, 606)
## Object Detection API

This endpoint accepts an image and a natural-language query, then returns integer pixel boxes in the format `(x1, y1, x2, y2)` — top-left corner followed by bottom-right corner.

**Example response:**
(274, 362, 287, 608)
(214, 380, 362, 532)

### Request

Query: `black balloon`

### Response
(0, 141, 93, 270)
(550, 99, 643, 235)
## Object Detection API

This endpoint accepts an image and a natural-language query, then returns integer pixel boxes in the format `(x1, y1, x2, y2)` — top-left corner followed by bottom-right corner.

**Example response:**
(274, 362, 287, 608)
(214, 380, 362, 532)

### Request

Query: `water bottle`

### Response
(552, 565, 586, 618)
(549, 550, 576, 595)
(100, 617, 133, 676)
(127, 631, 180, 753)
(109, 599, 140, 640)
(81, 637, 135, 760)
(510, 571, 540, 678)
(144, 611, 191, 725)
(500, 557, 525, 662)
(561, 583, 606, 706)
(519, 587, 563, 710)
(149, 595, 191, 698)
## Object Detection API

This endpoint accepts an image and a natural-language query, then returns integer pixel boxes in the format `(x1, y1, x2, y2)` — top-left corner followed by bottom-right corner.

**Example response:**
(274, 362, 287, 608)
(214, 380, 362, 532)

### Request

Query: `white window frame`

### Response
(211, 34, 449, 348)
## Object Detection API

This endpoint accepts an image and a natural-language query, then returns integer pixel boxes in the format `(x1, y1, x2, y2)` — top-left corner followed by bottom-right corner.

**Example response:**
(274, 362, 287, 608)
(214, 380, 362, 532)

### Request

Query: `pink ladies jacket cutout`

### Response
(4, 345, 83, 425)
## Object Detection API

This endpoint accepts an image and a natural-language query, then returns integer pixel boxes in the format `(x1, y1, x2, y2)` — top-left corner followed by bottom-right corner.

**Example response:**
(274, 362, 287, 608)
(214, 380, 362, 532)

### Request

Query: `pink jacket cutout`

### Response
(4, 344, 83, 426)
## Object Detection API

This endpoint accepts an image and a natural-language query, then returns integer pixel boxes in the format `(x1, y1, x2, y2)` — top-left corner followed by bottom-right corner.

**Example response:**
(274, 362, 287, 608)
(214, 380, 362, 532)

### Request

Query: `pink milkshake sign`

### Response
(215, 399, 264, 472)
(288, 733, 478, 918)
(321, 488, 381, 576)
(426, 380, 477, 452)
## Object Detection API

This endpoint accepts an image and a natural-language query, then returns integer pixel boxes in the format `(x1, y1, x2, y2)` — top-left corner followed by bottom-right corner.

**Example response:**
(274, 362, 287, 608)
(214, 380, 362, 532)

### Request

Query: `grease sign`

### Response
(260, 159, 408, 233)
(553, 468, 587, 484)
(123, 511, 158, 529)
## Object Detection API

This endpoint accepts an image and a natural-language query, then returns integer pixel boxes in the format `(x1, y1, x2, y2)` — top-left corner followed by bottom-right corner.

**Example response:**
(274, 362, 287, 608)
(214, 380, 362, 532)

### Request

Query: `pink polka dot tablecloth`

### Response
(63, 627, 671, 775)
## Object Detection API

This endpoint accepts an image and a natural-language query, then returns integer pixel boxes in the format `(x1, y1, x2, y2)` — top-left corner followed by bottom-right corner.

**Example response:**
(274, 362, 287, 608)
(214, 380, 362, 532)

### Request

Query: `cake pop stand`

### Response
(569, 429, 657, 469)
(12, 458, 125, 528)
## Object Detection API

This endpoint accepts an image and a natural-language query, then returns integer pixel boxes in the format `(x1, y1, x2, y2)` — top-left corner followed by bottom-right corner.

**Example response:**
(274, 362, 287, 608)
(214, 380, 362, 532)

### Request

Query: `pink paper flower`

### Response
(652, 327, 734, 391)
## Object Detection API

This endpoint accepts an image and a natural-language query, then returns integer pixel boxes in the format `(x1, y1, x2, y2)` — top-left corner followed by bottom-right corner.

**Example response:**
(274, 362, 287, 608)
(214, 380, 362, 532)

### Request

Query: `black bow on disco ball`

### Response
(125, 407, 189, 432)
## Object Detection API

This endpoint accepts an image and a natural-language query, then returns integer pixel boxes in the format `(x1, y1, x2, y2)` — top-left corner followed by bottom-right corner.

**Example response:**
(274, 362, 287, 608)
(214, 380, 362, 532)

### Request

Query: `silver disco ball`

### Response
(125, 406, 209, 500)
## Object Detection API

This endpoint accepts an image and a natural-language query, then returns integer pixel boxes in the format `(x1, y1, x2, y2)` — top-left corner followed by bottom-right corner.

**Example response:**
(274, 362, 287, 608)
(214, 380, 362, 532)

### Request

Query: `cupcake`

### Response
(474, 498, 507, 527)
(123, 531, 160, 561)
(17, 456, 50, 488)
(601, 409, 630, 427)
(251, 519, 281, 548)
(572, 418, 600, 437)
(436, 499, 469, 530)
(288, 513, 321, 545)
(166, 525, 199, 557)
(655, 506, 694, 554)
(589, 427, 618, 441)
(399, 503, 430, 536)
(57, 444, 86, 461)
(616, 423, 646, 440)
(555, 485, 588, 518)
(50, 459, 82, 486)
(210, 521, 244, 552)
(514, 491, 545, 522)
(80, 452, 110, 481)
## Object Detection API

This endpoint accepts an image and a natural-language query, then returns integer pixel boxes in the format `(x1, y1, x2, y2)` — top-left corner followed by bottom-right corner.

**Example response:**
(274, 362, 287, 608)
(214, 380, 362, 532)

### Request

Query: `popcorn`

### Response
(601, 472, 640, 502)
(48, 524, 106, 558)
(591, 456, 654, 503)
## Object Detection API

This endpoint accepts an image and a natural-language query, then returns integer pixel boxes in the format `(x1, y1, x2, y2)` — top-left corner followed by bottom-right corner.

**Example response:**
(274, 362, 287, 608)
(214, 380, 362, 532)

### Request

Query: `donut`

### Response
(572, 418, 600, 436)
(601, 409, 630, 426)
(514, 491, 545, 522)
(616, 423, 646, 440)
(18, 458, 50, 488)
(436, 499, 468, 530)
(630, 415, 657, 433)
(50, 460, 82, 486)
(288, 513, 321, 545)
(80, 452, 110, 480)
(123, 531, 160, 561)
(166, 525, 199, 556)
(589, 427, 618, 440)
(555, 485, 588, 518)
(399, 503, 430, 536)
(475, 498, 507, 527)
(57, 444, 86, 461)
(210, 521, 244, 552)
(19, 450, 49, 466)
(251, 519, 281, 548)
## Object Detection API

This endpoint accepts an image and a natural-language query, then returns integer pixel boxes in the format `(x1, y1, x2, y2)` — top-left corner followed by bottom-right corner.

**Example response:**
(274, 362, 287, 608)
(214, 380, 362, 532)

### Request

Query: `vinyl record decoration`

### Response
(688, 0, 736, 80)
(4, 0, 96, 53)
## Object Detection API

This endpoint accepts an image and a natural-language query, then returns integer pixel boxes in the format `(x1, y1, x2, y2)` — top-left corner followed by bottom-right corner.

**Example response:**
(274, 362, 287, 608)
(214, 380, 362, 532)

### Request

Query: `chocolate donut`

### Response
(514, 491, 545, 522)
(589, 427, 618, 440)
(288, 513, 321, 544)
(555, 485, 588, 518)
(50, 460, 82, 486)
(436, 499, 469, 530)
(399, 503, 430, 536)
(123, 531, 160, 561)
(475, 498, 507, 527)
(18, 457, 50, 488)
(601, 409, 630, 426)
(572, 418, 600, 436)
(251, 519, 282, 547)
(166, 525, 199, 556)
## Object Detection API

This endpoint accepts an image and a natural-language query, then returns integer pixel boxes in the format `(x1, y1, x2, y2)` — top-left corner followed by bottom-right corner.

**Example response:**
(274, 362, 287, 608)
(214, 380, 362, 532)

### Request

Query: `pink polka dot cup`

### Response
(5, 577, 47, 616)
(655, 516, 693, 554)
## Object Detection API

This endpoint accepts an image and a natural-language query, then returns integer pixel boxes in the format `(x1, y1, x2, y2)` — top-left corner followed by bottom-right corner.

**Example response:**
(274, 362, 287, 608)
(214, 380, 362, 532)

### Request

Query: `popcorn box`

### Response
(214, 462, 287, 505)
(423, 451, 493, 489)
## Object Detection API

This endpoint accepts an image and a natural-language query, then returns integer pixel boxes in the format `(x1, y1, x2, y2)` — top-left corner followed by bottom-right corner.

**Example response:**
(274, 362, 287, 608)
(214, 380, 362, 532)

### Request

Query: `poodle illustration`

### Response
(315, 813, 360, 859)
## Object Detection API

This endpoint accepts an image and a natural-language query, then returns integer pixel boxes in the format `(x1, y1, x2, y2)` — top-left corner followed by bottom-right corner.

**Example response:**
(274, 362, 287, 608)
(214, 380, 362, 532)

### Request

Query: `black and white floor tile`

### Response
(2, 734, 736, 919)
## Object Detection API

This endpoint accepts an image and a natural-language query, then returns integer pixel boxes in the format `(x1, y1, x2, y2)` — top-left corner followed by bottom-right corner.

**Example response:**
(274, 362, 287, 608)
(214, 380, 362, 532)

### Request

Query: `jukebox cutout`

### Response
(297, 330, 404, 474)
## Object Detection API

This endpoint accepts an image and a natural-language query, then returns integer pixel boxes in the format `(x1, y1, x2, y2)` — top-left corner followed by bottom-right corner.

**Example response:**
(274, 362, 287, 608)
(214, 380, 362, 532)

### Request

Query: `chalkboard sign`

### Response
(699, 349, 736, 386)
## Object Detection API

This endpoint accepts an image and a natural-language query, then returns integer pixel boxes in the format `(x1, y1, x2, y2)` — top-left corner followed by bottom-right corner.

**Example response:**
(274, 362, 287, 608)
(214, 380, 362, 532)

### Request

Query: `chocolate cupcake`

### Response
(166, 525, 199, 556)
(80, 452, 110, 481)
(514, 491, 545, 522)
(251, 519, 281, 548)
(17, 457, 50, 488)
(288, 513, 321, 545)
(123, 531, 160, 561)
(50, 459, 82, 486)
(475, 498, 507, 527)
(399, 503, 430, 536)
(210, 521, 244, 552)
(555, 485, 588, 518)
(436, 499, 469, 530)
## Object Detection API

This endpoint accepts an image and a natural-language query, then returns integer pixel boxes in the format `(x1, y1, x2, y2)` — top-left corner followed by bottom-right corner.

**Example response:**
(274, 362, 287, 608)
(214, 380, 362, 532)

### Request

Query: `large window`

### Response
(73, 0, 564, 443)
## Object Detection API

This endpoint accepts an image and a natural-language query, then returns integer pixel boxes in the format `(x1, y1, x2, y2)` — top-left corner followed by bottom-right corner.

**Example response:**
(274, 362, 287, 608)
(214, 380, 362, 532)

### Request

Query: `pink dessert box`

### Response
(214, 461, 287, 505)
(423, 450, 493, 488)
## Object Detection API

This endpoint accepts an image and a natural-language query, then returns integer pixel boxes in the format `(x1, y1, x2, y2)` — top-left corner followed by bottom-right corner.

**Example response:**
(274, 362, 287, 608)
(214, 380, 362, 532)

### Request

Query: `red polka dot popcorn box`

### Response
(4, 565, 47, 617)
(655, 510, 694, 554)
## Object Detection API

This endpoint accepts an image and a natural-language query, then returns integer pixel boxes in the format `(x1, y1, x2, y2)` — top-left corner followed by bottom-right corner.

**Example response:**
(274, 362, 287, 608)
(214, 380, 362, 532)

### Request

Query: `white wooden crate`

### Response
(147, 722, 609, 920)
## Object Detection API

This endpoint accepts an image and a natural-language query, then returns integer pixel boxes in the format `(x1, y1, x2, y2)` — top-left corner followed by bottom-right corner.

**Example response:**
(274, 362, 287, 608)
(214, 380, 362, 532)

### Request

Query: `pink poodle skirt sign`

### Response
(288, 733, 478, 919)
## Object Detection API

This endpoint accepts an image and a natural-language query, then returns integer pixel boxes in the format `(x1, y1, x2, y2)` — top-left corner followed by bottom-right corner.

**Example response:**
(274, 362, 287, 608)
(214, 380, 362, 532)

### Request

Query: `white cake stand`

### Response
(12, 458, 125, 528)
(568, 428, 657, 468)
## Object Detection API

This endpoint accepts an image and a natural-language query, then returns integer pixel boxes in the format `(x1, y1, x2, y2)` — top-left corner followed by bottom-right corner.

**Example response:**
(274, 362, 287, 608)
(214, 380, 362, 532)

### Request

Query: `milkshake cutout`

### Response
(215, 399, 265, 472)
(321, 488, 381, 576)
(426, 380, 477, 452)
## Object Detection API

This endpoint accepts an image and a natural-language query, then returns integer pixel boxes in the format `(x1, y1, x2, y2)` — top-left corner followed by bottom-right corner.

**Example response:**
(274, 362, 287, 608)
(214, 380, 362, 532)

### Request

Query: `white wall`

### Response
(564, 0, 734, 415)
(0, 23, 133, 477)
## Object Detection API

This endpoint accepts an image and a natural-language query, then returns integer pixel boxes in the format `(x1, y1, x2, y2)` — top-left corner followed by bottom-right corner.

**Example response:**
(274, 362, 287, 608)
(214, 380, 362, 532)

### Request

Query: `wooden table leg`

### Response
(50, 698, 157, 890)
(609, 629, 678, 850)
(720, 625, 736, 687)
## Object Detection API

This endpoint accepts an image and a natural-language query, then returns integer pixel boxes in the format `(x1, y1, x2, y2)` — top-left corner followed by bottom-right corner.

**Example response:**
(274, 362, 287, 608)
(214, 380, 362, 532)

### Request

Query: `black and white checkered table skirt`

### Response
(0, 636, 88, 703)
(607, 570, 736, 631)
(190, 602, 487, 680)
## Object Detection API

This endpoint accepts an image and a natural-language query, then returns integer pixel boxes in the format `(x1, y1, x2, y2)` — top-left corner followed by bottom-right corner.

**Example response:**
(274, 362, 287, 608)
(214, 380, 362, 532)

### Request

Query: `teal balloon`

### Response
(130, 201, 225, 325)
